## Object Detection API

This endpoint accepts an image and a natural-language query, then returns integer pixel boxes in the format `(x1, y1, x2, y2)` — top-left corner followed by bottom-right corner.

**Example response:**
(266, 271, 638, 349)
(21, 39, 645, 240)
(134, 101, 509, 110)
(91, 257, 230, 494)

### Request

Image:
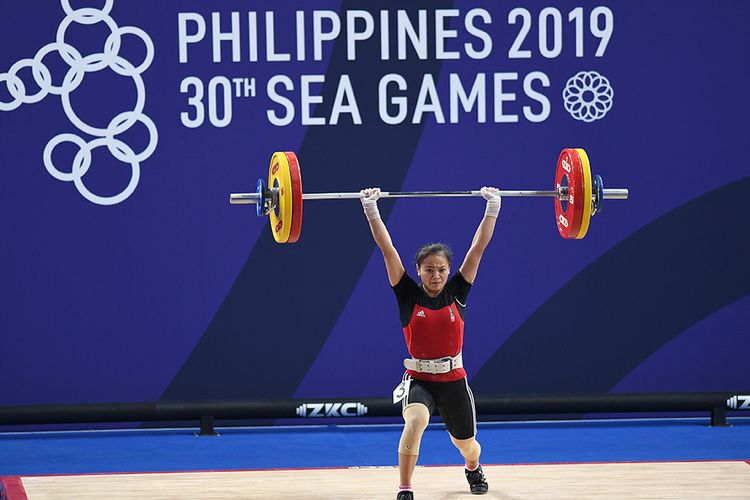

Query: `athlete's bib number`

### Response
(392, 379, 411, 404)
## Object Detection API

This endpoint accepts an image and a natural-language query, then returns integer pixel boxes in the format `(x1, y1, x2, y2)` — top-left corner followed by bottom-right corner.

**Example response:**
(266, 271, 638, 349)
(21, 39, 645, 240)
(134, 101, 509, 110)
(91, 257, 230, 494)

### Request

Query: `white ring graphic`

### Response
(43, 133, 92, 181)
(56, 10, 120, 71)
(32, 42, 85, 96)
(72, 137, 140, 206)
(105, 111, 158, 163)
(61, 54, 145, 137)
(1, 0, 158, 206)
(7, 58, 50, 104)
(563, 71, 614, 123)
(0, 72, 26, 111)
(105, 26, 154, 76)
(61, 1, 114, 23)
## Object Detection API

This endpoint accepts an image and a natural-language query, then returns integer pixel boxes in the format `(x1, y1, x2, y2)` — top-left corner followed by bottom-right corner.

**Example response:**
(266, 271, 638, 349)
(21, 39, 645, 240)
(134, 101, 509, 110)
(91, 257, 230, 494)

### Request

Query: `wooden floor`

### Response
(17, 461, 750, 499)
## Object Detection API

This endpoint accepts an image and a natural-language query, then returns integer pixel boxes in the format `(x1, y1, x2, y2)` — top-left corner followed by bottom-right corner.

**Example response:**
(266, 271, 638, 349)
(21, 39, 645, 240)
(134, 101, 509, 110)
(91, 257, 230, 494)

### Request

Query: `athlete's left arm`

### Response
(459, 187, 501, 284)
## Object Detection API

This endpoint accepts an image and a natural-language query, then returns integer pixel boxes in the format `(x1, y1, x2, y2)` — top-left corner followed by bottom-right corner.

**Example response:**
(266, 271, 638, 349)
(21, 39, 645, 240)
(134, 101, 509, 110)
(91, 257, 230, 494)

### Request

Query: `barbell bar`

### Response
(230, 188, 629, 203)
(229, 148, 629, 243)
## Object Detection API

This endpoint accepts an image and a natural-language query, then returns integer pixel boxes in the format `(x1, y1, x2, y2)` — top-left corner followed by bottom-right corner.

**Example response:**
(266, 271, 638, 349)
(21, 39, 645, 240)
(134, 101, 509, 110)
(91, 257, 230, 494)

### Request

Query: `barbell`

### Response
(229, 148, 629, 243)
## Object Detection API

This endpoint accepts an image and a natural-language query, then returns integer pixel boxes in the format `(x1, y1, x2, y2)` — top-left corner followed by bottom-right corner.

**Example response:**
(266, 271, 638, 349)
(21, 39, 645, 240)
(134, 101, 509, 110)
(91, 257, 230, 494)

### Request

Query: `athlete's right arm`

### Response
(361, 188, 405, 286)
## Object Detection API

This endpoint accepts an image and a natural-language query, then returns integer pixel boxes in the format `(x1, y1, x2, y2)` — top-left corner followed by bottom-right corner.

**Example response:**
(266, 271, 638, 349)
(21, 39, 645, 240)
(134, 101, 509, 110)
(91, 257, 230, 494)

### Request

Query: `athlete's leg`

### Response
(450, 434, 481, 469)
(398, 402, 430, 486)
(396, 378, 435, 496)
(436, 378, 489, 494)
(436, 378, 479, 462)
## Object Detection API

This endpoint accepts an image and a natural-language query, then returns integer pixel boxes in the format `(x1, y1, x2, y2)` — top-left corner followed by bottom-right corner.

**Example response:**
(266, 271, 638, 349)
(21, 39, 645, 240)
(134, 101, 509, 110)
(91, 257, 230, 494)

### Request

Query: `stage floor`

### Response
(2, 418, 749, 499)
(5, 461, 750, 499)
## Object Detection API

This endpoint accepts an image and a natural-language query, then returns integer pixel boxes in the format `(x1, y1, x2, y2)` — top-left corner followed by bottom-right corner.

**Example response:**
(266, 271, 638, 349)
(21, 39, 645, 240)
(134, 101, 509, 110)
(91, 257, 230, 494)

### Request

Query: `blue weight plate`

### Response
(595, 174, 604, 214)
(256, 177, 265, 217)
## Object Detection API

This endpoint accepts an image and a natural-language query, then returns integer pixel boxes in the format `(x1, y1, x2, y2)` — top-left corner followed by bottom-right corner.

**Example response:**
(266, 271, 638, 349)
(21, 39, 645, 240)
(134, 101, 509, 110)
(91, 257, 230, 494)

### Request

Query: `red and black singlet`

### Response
(392, 271, 472, 382)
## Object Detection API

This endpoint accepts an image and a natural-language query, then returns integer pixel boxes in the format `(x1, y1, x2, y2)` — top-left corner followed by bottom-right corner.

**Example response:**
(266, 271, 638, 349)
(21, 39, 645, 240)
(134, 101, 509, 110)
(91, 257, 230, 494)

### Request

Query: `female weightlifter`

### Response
(360, 186, 501, 499)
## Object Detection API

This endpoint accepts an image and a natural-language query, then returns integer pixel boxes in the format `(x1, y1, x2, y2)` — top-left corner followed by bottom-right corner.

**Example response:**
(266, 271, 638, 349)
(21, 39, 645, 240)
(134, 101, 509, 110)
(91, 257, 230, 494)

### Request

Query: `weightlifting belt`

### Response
(403, 352, 463, 374)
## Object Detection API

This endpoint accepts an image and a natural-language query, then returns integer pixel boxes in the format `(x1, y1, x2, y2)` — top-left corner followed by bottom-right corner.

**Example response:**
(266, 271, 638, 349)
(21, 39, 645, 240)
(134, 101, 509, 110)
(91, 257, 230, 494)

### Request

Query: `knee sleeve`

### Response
(450, 435, 481, 463)
(398, 403, 430, 456)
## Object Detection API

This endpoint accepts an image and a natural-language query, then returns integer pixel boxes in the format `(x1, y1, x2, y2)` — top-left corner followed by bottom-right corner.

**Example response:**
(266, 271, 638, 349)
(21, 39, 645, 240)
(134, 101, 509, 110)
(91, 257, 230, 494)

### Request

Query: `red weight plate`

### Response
(285, 151, 303, 243)
(555, 148, 585, 239)
(268, 152, 292, 243)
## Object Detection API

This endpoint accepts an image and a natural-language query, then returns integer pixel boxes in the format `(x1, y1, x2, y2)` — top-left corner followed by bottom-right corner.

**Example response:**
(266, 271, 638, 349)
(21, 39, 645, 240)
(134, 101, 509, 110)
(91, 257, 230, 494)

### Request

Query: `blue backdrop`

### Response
(1, 0, 748, 406)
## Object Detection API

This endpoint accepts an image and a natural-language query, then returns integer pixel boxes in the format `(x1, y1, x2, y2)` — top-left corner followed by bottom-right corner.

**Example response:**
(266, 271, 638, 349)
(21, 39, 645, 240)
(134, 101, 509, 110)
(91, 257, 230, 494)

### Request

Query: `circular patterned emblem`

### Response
(563, 71, 614, 123)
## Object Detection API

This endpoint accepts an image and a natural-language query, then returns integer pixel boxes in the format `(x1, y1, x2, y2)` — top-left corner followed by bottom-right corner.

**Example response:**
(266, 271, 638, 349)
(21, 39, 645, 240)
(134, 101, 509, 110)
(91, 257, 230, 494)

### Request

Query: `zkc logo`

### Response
(295, 402, 369, 418)
(726, 395, 750, 410)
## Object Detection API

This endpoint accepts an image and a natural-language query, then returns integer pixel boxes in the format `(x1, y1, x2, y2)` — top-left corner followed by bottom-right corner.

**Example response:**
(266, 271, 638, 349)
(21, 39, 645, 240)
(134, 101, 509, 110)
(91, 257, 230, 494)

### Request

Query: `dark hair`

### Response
(415, 242, 452, 267)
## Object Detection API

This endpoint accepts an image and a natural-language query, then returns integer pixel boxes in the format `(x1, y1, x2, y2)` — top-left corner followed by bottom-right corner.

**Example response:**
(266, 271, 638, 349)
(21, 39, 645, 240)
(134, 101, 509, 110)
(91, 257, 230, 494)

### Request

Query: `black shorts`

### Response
(401, 374, 477, 440)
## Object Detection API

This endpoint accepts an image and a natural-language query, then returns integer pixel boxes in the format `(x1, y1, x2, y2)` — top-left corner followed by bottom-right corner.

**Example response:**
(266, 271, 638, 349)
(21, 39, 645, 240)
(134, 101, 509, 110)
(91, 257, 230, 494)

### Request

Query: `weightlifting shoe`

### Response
(465, 465, 489, 494)
(396, 491, 414, 500)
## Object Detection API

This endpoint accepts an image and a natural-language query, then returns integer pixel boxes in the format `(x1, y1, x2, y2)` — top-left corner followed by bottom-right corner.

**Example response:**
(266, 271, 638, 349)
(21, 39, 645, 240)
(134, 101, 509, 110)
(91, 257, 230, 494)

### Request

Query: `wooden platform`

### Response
(13, 461, 750, 499)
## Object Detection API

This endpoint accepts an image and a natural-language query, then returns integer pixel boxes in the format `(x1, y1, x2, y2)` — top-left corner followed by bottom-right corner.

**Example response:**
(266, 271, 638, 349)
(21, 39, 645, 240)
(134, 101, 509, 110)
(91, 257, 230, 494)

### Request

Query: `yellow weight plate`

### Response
(575, 148, 592, 239)
(268, 151, 293, 243)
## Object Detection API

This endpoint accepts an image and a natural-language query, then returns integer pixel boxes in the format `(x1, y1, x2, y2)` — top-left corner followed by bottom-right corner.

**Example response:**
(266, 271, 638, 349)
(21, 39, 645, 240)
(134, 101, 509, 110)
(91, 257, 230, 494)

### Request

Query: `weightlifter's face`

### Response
(417, 254, 450, 296)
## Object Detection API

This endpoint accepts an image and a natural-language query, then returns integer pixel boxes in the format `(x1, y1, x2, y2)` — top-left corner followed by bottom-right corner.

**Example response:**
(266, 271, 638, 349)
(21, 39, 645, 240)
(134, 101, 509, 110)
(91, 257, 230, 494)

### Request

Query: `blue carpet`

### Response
(1, 418, 748, 476)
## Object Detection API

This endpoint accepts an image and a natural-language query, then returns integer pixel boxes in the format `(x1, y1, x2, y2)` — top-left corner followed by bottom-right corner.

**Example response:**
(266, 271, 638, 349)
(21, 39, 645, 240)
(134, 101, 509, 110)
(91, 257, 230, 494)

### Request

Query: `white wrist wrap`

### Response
(362, 199, 381, 221)
(484, 198, 501, 218)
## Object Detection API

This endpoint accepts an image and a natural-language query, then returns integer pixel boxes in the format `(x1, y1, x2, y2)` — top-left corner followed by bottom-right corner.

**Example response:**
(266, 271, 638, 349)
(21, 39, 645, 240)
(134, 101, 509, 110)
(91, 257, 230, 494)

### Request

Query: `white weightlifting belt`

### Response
(404, 352, 463, 374)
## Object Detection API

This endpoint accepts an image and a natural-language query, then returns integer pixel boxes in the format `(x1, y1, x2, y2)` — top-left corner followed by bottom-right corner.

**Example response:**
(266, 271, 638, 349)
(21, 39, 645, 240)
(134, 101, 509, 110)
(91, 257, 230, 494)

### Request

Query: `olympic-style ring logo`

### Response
(563, 71, 614, 123)
(0, 0, 157, 206)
